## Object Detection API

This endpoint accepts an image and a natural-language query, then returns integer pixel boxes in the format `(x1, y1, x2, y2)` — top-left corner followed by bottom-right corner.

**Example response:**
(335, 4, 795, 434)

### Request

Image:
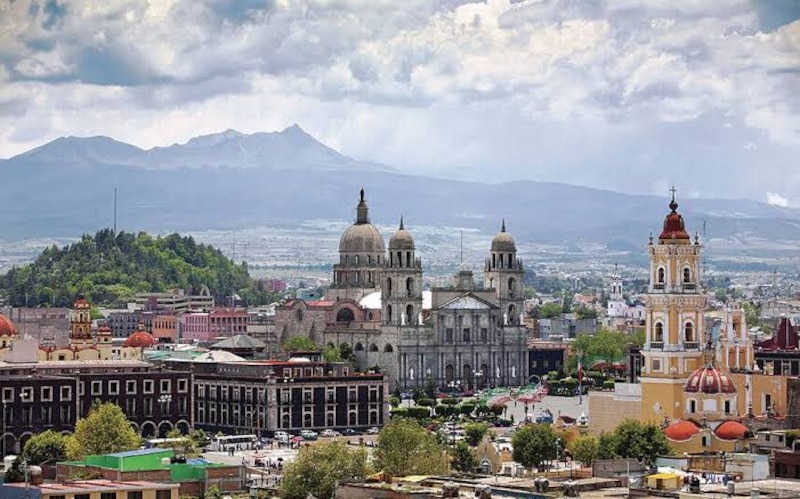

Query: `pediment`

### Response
(439, 294, 496, 310)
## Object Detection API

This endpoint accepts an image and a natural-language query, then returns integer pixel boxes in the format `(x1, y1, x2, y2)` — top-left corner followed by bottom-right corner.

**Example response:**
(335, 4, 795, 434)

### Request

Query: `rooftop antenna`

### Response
(113, 186, 118, 234)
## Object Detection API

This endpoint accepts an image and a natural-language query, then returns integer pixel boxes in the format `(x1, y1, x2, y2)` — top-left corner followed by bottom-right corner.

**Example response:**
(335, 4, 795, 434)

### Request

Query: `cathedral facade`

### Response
(275, 190, 531, 391)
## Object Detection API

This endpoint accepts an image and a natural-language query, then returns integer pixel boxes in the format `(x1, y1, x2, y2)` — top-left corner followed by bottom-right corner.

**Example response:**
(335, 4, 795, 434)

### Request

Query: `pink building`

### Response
(180, 308, 249, 342)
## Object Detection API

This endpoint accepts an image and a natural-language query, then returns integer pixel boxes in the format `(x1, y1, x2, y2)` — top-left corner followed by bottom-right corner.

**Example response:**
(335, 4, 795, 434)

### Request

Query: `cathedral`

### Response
(275, 189, 532, 391)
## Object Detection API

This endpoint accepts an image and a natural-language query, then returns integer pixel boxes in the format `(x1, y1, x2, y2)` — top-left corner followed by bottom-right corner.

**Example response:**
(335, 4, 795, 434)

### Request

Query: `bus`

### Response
(210, 434, 258, 451)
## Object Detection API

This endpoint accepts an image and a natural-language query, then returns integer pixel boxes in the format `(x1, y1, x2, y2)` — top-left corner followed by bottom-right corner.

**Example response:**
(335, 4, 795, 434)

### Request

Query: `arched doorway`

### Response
(176, 420, 190, 435)
(158, 421, 172, 438)
(1, 434, 16, 456)
(141, 421, 157, 438)
(479, 364, 489, 389)
(463, 364, 473, 389)
(445, 364, 454, 384)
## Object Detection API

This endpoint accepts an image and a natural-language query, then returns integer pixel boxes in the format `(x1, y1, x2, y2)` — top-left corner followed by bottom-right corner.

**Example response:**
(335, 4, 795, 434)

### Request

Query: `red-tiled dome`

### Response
(684, 365, 737, 394)
(124, 330, 156, 348)
(659, 199, 690, 241)
(73, 296, 91, 309)
(664, 420, 701, 441)
(715, 421, 750, 440)
(0, 314, 18, 337)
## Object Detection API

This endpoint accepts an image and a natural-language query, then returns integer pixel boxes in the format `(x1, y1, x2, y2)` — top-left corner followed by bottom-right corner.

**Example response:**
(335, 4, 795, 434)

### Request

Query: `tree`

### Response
(537, 302, 562, 319)
(4, 456, 26, 483)
(597, 432, 618, 460)
(282, 335, 317, 352)
(322, 344, 343, 362)
(511, 424, 558, 470)
(282, 440, 370, 499)
(464, 422, 489, 447)
(569, 435, 599, 467)
(375, 419, 448, 476)
(450, 441, 476, 472)
(612, 420, 670, 465)
(161, 428, 200, 458)
(23, 430, 68, 465)
(66, 402, 141, 460)
(574, 306, 598, 319)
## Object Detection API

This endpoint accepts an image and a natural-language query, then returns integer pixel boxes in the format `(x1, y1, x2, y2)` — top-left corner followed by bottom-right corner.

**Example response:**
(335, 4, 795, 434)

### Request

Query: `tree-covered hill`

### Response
(0, 229, 277, 307)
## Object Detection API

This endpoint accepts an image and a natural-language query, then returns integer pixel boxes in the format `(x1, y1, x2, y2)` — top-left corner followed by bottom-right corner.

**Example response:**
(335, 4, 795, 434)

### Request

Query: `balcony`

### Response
(684, 342, 700, 350)
(683, 283, 696, 291)
(653, 283, 665, 291)
(650, 342, 664, 350)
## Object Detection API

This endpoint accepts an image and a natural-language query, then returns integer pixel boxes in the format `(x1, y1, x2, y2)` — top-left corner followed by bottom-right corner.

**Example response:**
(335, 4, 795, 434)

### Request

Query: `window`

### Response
(657, 267, 665, 283)
(109, 381, 119, 395)
(144, 380, 154, 394)
(724, 400, 731, 414)
(21, 387, 34, 402)
(128, 492, 144, 499)
(2, 387, 12, 402)
(60, 386, 72, 401)
(75, 494, 91, 499)
(688, 399, 696, 413)
(463, 328, 470, 342)
(652, 360, 662, 372)
(178, 379, 188, 393)
(326, 389, 335, 403)
(684, 322, 694, 342)
(160, 380, 170, 393)
(683, 267, 691, 283)
(145, 398, 153, 416)
(127, 380, 137, 394)
(445, 328, 454, 343)
(480, 328, 488, 343)
(49, 496, 66, 499)
(303, 390, 312, 403)
(156, 491, 172, 499)
(91, 381, 102, 396)
(101, 493, 116, 499)
(281, 391, 291, 404)
(654, 323, 664, 342)
(41, 386, 53, 402)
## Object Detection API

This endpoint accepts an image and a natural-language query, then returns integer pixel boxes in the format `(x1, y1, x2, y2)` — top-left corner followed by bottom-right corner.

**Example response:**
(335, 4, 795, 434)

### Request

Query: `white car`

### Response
(366, 427, 381, 435)
(320, 429, 341, 438)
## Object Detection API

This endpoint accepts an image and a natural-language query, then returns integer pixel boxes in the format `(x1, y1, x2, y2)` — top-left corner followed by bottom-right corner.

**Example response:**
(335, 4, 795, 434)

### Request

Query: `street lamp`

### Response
(554, 438, 561, 474)
(1, 398, 6, 459)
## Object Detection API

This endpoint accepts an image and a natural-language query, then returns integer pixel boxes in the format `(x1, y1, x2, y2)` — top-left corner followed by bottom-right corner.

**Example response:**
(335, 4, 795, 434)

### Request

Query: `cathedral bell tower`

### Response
(70, 295, 93, 346)
(484, 220, 525, 326)
(382, 217, 423, 326)
(640, 190, 706, 423)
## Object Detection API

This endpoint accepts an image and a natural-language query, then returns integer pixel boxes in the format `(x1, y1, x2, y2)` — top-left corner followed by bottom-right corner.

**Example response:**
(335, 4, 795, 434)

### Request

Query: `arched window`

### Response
(387, 278, 393, 296)
(655, 322, 664, 342)
(349, 412, 357, 426)
(683, 267, 691, 283)
(445, 364, 454, 382)
(657, 267, 665, 284)
(336, 308, 355, 323)
(684, 322, 694, 342)
(507, 254, 513, 268)
(406, 304, 414, 324)
(354, 342, 364, 351)
(281, 414, 290, 428)
(508, 277, 516, 298)
(384, 344, 394, 353)
(304, 413, 312, 427)
(406, 278, 413, 297)
(369, 343, 379, 352)
(492, 254, 496, 268)
(508, 304, 516, 324)
(386, 305, 393, 324)
(326, 413, 334, 427)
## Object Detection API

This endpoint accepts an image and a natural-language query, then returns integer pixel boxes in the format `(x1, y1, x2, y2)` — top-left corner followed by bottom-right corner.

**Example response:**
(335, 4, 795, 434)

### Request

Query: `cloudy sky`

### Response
(1, 0, 799, 203)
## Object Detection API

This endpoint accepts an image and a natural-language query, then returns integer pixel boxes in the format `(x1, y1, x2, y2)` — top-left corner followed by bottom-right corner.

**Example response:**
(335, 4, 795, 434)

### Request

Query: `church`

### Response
(590, 193, 791, 453)
(275, 189, 532, 391)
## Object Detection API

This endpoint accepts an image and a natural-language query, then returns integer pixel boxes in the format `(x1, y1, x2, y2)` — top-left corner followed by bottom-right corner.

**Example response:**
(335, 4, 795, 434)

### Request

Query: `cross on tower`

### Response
(670, 185, 677, 202)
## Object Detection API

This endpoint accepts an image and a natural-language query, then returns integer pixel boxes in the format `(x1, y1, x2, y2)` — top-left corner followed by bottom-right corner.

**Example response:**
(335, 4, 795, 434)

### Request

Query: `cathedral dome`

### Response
(124, 329, 156, 348)
(664, 420, 700, 441)
(0, 314, 18, 337)
(339, 224, 386, 254)
(73, 295, 91, 309)
(491, 220, 516, 252)
(684, 365, 737, 394)
(659, 197, 690, 241)
(388, 216, 414, 250)
(714, 421, 750, 441)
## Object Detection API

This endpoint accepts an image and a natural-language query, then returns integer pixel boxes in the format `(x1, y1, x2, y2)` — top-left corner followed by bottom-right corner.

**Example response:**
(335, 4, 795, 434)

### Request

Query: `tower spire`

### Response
(501, 219, 506, 232)
(356, 188, 369, 224)
(399, 215, 404, 230)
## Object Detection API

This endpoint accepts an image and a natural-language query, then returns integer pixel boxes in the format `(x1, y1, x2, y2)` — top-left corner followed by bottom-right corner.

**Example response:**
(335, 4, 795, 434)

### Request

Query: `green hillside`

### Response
(0, 229, 278, 307)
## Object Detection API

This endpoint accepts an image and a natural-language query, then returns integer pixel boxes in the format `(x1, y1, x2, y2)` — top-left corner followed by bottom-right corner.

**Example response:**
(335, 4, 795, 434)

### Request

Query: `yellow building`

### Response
(590, 193, 791, 451)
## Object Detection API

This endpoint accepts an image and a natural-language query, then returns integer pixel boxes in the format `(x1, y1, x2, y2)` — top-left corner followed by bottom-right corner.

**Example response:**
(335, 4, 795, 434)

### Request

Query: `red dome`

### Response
(715, 421, 750, 440)
(664, 420, 701, 441)
(659, 199, 690, 241)
(0, 314, 18, 337)
(124, 330, 156, 348)
(73, 296, 91, 309)
(684, 365, 737, 394)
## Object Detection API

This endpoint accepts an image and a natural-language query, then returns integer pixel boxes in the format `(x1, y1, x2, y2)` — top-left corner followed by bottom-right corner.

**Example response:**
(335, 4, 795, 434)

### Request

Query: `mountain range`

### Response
(2, 125, 800, 258)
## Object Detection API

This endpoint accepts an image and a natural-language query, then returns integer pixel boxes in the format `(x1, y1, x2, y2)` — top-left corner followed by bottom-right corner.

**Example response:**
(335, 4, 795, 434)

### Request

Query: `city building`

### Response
(134, 289, 214, 313)
(754, 317, 800, 376)
(275, 190, 531, 391)
(527, 340, 568, 377)
(0, 359, 192, 454)
(0, 306, 70, 346)
(180, 308, 249, 343)
(590, 194, 793, 448)
(1, 478, 180, 499)
(162, 353, 388, 435)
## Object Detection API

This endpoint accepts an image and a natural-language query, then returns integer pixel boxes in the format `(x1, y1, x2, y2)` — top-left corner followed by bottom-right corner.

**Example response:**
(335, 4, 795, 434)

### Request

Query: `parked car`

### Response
(366, 427, 380, 435)
(494, 418, 513, 427)
(274, 431, 290, 444)
(300, 429, 318, 440)
(343, 428, 361, 436)
(320, 429, 341, 438)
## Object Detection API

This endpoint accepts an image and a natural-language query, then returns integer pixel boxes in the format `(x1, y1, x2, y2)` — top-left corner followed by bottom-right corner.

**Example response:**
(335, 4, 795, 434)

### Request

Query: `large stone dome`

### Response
(684, 365, 737, 394)
(339, 188, 386, 254)
(491, 220, 516, 252)
(388, 216, 414, 250)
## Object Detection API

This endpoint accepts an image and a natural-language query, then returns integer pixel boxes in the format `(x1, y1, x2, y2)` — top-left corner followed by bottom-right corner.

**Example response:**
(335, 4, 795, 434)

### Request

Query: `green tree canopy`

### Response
(464, 422, 489, 447)
(66, 402, 141, 460)
(0, 229, 282, 308)
(375, 419, 448, 477)
(282, 440, 370, 499)
(511, 424, 558, 469)
(612, 420, 670, 465)
(450, 441, 477, 473)
(537, 302, 563, 319)
(23, 430, 68, 465)
(569, 435, 599, 467)
(282, 335, 318, 352)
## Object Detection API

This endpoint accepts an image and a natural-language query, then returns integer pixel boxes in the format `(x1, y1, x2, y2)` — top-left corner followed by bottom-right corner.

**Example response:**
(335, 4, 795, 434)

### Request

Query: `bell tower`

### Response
(70, 295, 93, 345)
(382, 217, 423, 326)
(640, 189, 706, 423)
(484, 220, 525, 325)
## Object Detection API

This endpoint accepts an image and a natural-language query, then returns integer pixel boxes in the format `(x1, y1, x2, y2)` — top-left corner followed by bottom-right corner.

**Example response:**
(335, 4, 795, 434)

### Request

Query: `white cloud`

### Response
(0, 0, 798, 200)
(767, 192, 790, 207)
